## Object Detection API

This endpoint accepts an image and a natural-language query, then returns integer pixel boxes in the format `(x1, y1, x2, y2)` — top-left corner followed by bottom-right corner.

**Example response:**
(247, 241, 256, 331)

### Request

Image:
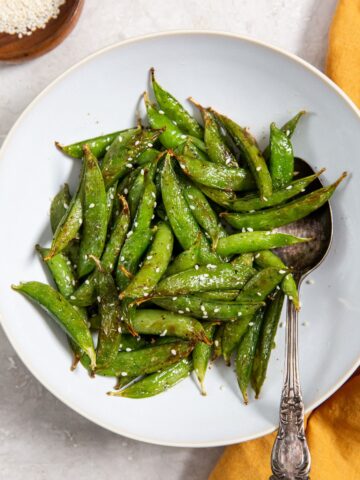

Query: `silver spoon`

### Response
(270, 158, 334, 480)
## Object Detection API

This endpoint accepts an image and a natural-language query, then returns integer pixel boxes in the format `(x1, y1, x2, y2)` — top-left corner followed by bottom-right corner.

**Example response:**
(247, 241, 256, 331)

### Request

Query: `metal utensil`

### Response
(270, 158, 334, 480)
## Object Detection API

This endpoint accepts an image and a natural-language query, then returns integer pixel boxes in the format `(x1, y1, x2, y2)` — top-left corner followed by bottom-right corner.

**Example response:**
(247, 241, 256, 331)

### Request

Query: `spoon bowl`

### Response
(274, 158, 333, 280)
(0, 0, 84, 63)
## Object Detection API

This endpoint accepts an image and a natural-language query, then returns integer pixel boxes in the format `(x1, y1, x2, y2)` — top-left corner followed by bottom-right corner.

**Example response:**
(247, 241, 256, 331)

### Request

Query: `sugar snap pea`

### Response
(251, 290, 284, 398)
(221, 315, 254, 365)
(193, 322, 217, 395)
(12, 282, 96, 369)
(70, 196, 130, 307)
(92, 258, 123, 370)
(101, 127, 162, 189)
(236, 308, 264, 403)
(130, 310, 210, 344)
(214, 111, 272, 200)
(222, 172, 347, 231)
(216, 231, 309, 256)
(197, 184, 237, 208)
(154, 263, 255, 296)
(97, 341, 193, 377)
(109, 358, 193, 398)
(119, 221, 173, 299)
(36, 245, 76, 298)
(152, 296, 263, 321)
(144, 93, 205, 151)
(56, 129, 131, 159)
(254, 250, 299, 309)
(116, 174, 157, 291)
(175, 152, 255, 192)
(151, 69, 203, 139)
(263, 111, 306, 160)
(190, 101, 238, 167)
(269, 122, 294, 189)
(77, 145, 108, 278)
(222, 170, 324, 212)
(50, 184, 71, 233)
(165, 238, 201, 277)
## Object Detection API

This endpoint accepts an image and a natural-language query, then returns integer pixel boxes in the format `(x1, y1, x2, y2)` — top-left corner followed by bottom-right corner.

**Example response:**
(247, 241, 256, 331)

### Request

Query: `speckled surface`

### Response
(0, 1, 337, 478)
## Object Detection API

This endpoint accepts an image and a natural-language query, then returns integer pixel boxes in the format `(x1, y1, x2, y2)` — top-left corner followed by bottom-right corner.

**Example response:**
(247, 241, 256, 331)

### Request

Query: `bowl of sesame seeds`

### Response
(0, 0, 84, 62)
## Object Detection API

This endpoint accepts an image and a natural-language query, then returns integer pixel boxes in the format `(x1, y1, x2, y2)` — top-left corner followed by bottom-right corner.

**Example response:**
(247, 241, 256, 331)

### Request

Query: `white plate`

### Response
(0, 32, 359, 447)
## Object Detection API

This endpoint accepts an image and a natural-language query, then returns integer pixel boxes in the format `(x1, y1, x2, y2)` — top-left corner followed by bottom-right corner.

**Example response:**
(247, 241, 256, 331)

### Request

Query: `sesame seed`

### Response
(214, 308, 220, 313)
(214, 340, 219, 347)
(285, 129, 291, 136)
(147, 255, 153, 260)
(279, 269, 286, 274)
(126, 163, 133, 168)
(180, 135, 187, 139)
(155, 267, 160, 273)
(118, 135, 123, 142)
(254, 253, 260, 258)
(178, 310, 184, 314)
(237, 311, 242, 316)
(140, 169, 145, 175)
(185, 307, 190, 312)
(118, 327, 122, 333)
(97, 296, 101, 302)
(286, 185, 293, 190)
(249, 210, 256, 213)
(256, 166, 262, 171)
(151, 192, 156, 198)
(143, 292, 149, 297)
(148, 143, 153, 147)
(120, 256, 125, 261)
(188, 194, 194, 200)
(70, 295, 76, 300)
(247, 227, 254, 232)
(189, 205, 195, 210)
(123, 188, 128, 195)
(134, 222, 138, 228)
(289, 295, 293, 300)
(89, 203, 95, 209)
(200, 305, 206, 312)
(171, 349, 177, 355)
(194, 265, 199, 270)
(63, 203, 69, 209)
(121, 372, 128, 376)
(207, 264, 216, 270)
(160, 329, 167, 336)
(257, 292, 262, 296)
(263, 197, 268, 202)
(125, 348, 132, 352)
(135, 140, 140, 146)
(249, 322, 254, 326)
(158, 110, 165, 114)
(172, 296, 178, 301)
(126, 231, 133, 238)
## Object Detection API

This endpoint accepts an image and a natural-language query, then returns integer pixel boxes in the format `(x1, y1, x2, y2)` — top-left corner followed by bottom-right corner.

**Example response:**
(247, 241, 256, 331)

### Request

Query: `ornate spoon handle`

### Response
(270, 296, 311, 480)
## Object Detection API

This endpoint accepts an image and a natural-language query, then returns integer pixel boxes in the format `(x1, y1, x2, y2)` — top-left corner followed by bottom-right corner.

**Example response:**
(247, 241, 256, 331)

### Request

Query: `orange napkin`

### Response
(210, 2, 360, 478)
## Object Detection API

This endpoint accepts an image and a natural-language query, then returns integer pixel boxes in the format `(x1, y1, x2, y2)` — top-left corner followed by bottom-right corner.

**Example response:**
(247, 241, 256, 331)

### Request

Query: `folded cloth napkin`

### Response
(210, 1, 360, 478)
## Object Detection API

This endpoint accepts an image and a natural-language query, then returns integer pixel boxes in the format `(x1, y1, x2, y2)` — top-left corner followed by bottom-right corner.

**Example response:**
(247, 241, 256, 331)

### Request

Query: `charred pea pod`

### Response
(151, 69, 203, 139)
(263, 111, 306, 160)
(97, 341, 193, 377)
(144, 93, 205, 151)
(254, 250, 299, 310)
(109, 358, 193, 399)
(236, 308, 264, 403)
(221, 172, 347, 231)
(193, 322, 217, 395)
(36, 245, 76, 298)
(269, 122, 294, 189)
(77, 145, 108, 278)
(152, 296, 263, 321)
(12, 282, 96, 370)
(55, 129, 132, 159)
(165, 237, 201, 277)
(251, 290, 284, 398)
(213, 111, 272, 200)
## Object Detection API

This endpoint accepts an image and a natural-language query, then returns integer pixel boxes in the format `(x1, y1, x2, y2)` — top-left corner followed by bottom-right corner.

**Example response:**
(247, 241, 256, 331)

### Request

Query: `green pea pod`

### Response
(154, 263, 255, 296)
(119, 334, 148, 351)
(180, 178, 227, 249)
(130, 309, 210, 344)
(165, 237, 201, 277)
(151, 69, 203, 139)
(222, 173, 347, 231)
(175, 152, 255, 192)
(97, 341, 193, 377)
(137, 148, 162, 166)
(120, 222, 173, 299)
(77, 146, 108, 278)
(212, 325, 225, 361)
(110, 358, 193, 398)
(254, 250, 299, 309)
(50, 184, 71, 233)
(236, 308, 264, 403)
(269, 122, 294, 189)
(222, 267, 287, 362)
(47, 162, 84, 260)
(198, 184, 237, 209)
(236, 267, 287, 303)
(161, 155, 219, 264)
(193, 322, 217, 395)
(127, 152, 163, 218)
(56, 129, 131, 159)
(216, 231, 309, 256)
(101, 127, 162, 189)
(152, 296, 263, 321)
(251, 290, 285, 398)
(223, 170, 324, 212)
(12, 282, 96, 369)
(92, 258, 123, 370)
(36, 245, 76, 298)
(214, 111, 272, 200)
(231, 253, 254, 268)
(197, 290, 239, 301)
(193, 103, 238, 167)
(181, 140, 211, 163)
(70, 196, 130, 307)
(144, 93, 205, 151)
(115, 175, 157, 291)
(263, 111, 306, 160)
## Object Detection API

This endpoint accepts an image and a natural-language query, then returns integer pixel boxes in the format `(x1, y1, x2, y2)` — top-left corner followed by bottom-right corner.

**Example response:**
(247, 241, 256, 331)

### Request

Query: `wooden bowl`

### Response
(0, 0, 84, 63)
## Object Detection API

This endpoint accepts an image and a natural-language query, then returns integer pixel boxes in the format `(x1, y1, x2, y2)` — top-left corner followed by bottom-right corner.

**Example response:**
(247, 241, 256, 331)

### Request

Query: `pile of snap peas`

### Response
(13, 69, 346, 403)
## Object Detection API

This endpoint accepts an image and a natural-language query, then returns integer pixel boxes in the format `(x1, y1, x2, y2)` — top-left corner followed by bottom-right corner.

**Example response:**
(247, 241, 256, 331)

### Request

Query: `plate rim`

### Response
(1, 30, 359, 448)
